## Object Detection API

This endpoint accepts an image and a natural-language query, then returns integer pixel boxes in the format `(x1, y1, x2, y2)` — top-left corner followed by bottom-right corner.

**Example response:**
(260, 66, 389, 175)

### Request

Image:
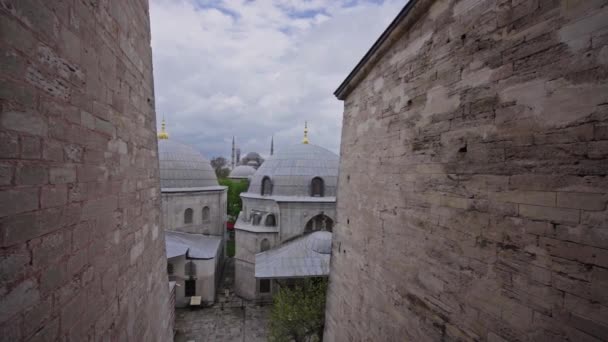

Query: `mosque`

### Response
(227, 136, 270, 180)
(157, 120, 228, 307)
(233, 123, 339, 300)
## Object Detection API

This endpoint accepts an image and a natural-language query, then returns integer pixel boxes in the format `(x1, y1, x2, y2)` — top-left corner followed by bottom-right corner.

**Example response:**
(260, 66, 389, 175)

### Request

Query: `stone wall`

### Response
(0, 0, 173, 340)
(326, 0, 608, 341)
(161, 189, 227, 236)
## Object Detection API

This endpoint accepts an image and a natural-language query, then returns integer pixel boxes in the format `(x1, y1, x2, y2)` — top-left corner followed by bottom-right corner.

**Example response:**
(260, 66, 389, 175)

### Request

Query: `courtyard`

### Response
(174, 258, 271, 342)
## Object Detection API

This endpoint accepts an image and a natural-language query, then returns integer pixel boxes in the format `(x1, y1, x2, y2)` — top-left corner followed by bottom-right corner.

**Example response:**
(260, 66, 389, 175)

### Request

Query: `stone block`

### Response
(63, 144, 83, 163)
(0, 132, 19, 159)
(16, 164, 48, 186)
(30, 230, 70, 268)
(491, 191, 556, 207)
(0, 164, 12, 186)
(0, 279, 39, 323)
(41, 185, 68, 208)
(519, 204, 579, 224)
(0, 111, 47, 137)
(42, 139, 63, 162)
(49, 167, 75, 184)
(20, 135, 41, 159)
(0, 188, 38, 218)
(557, 192, 607, 211)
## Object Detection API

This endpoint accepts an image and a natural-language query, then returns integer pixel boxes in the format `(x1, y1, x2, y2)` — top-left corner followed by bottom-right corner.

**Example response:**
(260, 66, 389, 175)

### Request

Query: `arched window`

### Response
(184, 208, 193, 224)
(252, 213, 262, 226)
(202, 206, 210, 222)
(260, 238, 270, 252)
(261, 176, 272, 196)
(305, 214, 334, 234)
(311, 177, 324, 197)
(265, 214, 276, 227)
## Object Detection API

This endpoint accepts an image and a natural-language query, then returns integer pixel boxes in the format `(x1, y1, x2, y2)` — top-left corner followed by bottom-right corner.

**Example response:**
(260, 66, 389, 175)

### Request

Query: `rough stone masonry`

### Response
(0, 0, 173, 340)
(326, 0, 608, 341)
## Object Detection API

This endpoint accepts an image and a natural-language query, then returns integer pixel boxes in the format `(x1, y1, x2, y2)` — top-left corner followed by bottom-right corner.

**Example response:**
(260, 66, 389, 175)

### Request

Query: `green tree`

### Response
(218, 178, 249, 221)
(210, 156, 230, 178)
(269, 278, 328, 342)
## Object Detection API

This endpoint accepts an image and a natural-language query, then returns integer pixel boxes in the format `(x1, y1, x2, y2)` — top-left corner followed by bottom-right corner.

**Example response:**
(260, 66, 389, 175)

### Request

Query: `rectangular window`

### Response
(260, 279, 271, 293)
(185, 279, 196, 297)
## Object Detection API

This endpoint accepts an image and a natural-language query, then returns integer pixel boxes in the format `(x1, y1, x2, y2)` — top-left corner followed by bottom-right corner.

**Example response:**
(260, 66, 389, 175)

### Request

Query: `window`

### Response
(261, 176, 272, 196)
(185, 261, 197, 277)
(252, 213, 262, 226)
(185, 279, 196, 297)
(265, 214, 276, 227)
(202, 206, 210, 222)
(311, 177, 324, 197)
(260, 238, 270, 252)
(167, 263, 174, 275)
(305, 214, 334, 233)
(184, 208, 193, 224)
(260, 279, 271, 293)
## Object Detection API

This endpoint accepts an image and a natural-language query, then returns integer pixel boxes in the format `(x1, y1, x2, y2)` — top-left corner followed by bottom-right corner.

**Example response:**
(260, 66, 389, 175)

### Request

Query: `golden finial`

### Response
(158, 117, 169, 139)
(302, 121, 309, 144)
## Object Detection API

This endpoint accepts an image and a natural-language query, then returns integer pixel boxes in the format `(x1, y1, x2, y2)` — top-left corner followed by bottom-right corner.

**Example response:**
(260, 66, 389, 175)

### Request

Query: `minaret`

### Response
(158, 117, 169, 139)
(231, 136, 235, 169)
(236, 148, 241, 166)
(270, 136, 274, 156)
(302, 121, 309, 144)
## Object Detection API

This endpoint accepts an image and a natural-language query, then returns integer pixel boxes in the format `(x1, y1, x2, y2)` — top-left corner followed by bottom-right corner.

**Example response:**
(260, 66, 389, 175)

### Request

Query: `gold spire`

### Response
(302, 121, 309, 144)
(158, 117, 169, 140)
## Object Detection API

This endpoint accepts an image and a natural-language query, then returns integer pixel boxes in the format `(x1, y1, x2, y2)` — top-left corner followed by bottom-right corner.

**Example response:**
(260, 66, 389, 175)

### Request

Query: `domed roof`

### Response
(248, 143, 339, 197)
(307, 231, 332, 254)
(245, 152, 262, 160)
(158, 139, 218, 188)
(229, 165, 256, 179)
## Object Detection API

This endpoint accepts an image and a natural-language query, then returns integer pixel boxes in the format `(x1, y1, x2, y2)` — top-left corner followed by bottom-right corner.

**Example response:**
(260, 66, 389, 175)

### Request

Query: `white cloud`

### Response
(150, 0, 403, 159)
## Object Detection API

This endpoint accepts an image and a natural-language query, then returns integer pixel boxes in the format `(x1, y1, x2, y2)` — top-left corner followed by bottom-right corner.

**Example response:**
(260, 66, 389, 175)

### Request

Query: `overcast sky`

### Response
(150, 0, 403, 159)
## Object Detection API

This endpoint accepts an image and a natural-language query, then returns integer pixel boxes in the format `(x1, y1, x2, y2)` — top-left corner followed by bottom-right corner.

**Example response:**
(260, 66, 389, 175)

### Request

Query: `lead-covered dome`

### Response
(229, 165, 256, 179)
(158, 139, 218, 188)
(248, 144, 339, 197)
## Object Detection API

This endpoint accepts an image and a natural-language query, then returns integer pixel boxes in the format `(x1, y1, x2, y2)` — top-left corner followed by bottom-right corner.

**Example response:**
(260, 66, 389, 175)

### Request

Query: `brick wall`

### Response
(0, 0, 173, 340)
(326, 0, 608, 340)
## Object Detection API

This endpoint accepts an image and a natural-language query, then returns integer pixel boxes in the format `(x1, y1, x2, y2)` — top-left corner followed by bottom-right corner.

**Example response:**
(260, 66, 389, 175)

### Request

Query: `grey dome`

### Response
(229, 165, 256, 179)
(245, 152, 261, 159)
(158, 139, 218, 188)
(307, 231, 332, 254)
(248, 143, 339, 197)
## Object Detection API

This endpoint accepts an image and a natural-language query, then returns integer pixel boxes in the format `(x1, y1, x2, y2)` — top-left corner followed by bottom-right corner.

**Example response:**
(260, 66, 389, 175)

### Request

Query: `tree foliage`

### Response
(210, 156, 230, 178)
(269, 278, 328, 342)
(218, 178, 249, 221)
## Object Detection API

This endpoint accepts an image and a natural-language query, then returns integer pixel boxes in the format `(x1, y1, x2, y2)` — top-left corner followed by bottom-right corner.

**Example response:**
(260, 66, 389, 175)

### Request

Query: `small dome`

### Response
(307, 231, 332, 254)
(158, 139, 218, 188)
(229, 165, 256, 179)
(245, 152, 261, 160)
(248, 143, 339, 197)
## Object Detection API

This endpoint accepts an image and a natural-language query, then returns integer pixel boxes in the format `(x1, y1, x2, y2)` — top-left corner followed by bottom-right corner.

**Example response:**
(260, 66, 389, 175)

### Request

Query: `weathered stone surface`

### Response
(326, 0, 608, 341)
(0, 1, 173, 341)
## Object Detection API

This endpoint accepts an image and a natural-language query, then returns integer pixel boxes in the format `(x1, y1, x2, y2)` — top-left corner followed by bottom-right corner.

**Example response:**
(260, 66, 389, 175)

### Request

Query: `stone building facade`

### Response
(234, 142, 338, 300)
(158, 138, 227, 306)
(326, 0, 608, 341)
(0, 1, 173, 341)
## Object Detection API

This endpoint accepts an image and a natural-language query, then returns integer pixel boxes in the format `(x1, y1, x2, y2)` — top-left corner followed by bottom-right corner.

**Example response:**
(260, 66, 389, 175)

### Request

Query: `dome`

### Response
(247, 160, 258, 167)
(307, 231, 332, 254)
(245, 152, 261, 160)
(158, 139, 218, 188)
(248, 143, 339, 197)
(229, 165, 256, 179)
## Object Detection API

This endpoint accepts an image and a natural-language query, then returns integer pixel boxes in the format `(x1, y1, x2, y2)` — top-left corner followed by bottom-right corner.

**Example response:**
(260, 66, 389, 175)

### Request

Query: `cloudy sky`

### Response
(150, 0, 403, 159)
